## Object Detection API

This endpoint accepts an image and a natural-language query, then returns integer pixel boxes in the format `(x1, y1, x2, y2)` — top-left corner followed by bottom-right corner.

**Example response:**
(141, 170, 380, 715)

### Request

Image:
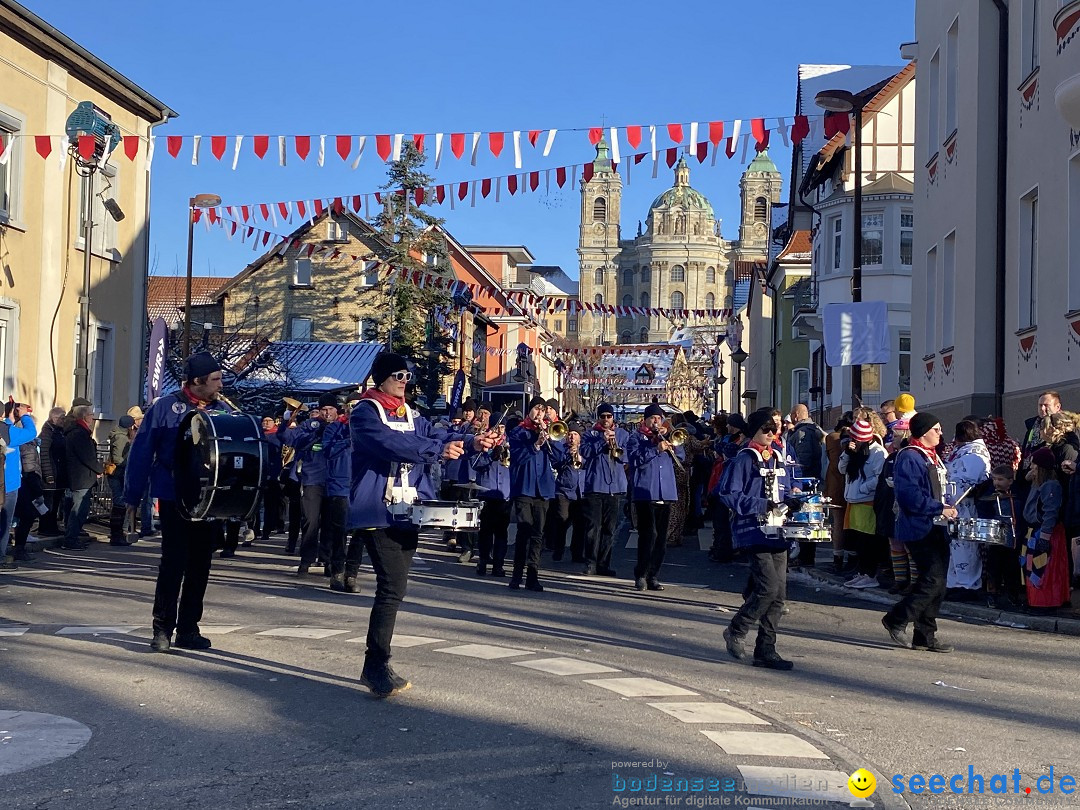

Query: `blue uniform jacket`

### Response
(348, 399, 449, 529)
(289, 417, 350, 497)
(469, 450, 510, 500)
(716, 446, 792, 553)
(443, 424, 476, 485)
(262, 430, 284, 479)
(580, 427, 629, 495)
(123, 392, 234, 504)
(4, 415, 37, 492)
(893, 446, 946, 542)
(508, 425, 566, 499)
(626, 430, 684, 502)
(554, 453, 584, 501)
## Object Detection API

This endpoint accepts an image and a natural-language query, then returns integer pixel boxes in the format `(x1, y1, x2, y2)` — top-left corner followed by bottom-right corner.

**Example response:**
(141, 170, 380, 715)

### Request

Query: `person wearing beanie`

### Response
(442, 397, 479, 560)
(350, 351, 495, 696)
(579, 402, 630, 577)
(104, 413, 139, 546)
(837, 416, 887, 590)
(625, 403, 684, 592)
(124, 352, 231, 654)
(895, 393, 916, 420)
(1021, 445, 1073, 609)
(882, 411, 958, 653)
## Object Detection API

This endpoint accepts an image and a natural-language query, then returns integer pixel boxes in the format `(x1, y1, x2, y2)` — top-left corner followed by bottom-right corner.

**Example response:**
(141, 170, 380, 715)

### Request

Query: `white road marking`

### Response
(624, 532, 638, 549)
(346, 635, 443, 647)
(701, 730, 828, 759)
(55, 626, 139, 635)
(512, 657, 621, 676)
(435, 644, 532, 660)
(0, 711, 92, 776)
(0, 627, 29, 637)
(583, 677, 698, 697)
(647, 702, 770, 725)
(737, 766, 852, 803)
(198, 626, 245, 635)
(697, 528, 713, 551)
(255, 628, 348, 639)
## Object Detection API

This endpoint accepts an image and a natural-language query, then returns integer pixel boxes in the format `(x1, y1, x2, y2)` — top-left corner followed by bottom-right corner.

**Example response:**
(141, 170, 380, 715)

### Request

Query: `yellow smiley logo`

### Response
(848, 768, 877, 798)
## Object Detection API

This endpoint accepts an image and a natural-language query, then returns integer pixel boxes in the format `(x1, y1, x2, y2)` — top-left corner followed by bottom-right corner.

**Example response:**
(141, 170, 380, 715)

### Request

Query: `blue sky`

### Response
(22, 0, 914, 281)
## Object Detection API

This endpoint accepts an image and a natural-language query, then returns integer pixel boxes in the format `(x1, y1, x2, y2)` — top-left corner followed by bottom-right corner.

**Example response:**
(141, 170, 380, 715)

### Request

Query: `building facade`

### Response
(576, 140, 781, 346)
(0, 0, 174, 422)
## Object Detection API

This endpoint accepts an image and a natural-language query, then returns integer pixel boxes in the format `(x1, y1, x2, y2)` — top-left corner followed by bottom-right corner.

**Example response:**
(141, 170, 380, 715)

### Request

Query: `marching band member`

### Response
(124, 351, 230, 653)
(626, 403, 684, 591)
(718, 407, 799, 670)
(580, 403, 629, 577)
(349, 353, 492, 697)
(507, 395, 567, 592)
(442, 398, 478, 554)
(546, 426, 584, 561)
(470, 424, 511, 576)
(882, 412, 958, 653)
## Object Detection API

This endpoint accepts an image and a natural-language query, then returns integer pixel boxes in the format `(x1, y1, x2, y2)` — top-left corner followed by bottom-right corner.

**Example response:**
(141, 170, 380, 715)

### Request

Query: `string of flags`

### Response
(0, 114, 847, 171)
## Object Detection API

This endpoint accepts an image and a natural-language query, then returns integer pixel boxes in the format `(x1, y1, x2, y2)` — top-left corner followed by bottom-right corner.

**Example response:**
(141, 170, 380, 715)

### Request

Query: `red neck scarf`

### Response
(638, 422, 657, 439)
(910, 437, 939, 463)
(595, 421, 614, 432)
(522, 416, 543, 432)
(748, 439, 773, 462)
(181, 386, 211, 408)
(361, 388, 406, 415)
(77, 418, 92, 432)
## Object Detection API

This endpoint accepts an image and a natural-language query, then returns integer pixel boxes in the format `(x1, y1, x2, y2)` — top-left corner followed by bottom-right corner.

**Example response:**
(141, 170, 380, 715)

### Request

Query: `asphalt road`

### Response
(2, 530, 1078, 810)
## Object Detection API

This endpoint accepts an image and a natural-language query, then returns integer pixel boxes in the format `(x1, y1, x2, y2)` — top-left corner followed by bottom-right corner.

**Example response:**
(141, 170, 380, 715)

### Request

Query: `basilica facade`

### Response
(576, 139, 782, 344)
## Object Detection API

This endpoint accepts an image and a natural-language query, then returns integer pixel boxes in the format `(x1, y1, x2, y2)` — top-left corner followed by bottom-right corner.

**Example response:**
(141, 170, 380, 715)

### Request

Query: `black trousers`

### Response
(299, 484, 332, 565)
(40, 488, 63, 535)
(478, 499, 511, 567)
(634, 501, 671, 580)
(710, 499, 734, 559)
(336, 529, 366, 577)
(13, 472, 45, 549)
(152, 500, 221, 637)
(257, 480, 284, 540)
(729, 550, 788, 653)
(583, 492, 621, 571)
(884, 529, 950, 641)
(569, 499, 588, 561)
(317, 495, 348, 574)
(281, 477, 302, 548)
(544, 494, 573, 554)
(363, 526, 418, 666)
(512, 496, 547, 573)
(984, 543, 1022, 600)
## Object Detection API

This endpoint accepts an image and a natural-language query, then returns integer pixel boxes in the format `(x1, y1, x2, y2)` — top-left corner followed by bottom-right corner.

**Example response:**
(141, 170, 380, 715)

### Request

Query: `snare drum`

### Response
(174, 411, 265, 522)
(955, 517, 1014, 548)
(410, 500, 481, 530)
(781, 495, 831, 542)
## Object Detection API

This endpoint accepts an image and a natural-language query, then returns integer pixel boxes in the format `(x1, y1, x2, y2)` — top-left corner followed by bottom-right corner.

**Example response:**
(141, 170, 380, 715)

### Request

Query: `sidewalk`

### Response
(797, 566, 1080, 637)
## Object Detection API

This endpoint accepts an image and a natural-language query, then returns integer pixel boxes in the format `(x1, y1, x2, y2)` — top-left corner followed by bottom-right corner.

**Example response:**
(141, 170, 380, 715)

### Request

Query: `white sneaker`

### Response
(851, 575, 880, 589)
(844, 574, 865, 588)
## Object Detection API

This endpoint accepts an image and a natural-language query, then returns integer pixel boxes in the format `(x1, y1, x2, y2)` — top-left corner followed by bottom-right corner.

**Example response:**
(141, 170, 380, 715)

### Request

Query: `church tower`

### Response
(736, 150, 783, 259)
(577, 137, 622, 344)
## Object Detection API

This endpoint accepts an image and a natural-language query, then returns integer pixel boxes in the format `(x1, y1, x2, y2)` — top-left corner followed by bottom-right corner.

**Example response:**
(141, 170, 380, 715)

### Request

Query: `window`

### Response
(640, 291, 650, 308)
(898, 333, 911, 392)
(945, 18, 959, 135)
(554, 320, 562, 331)
(594, 267, 604, 286)
(640, 326, 649, 342)
(593, 196, 607, 222)
(78, 163, 120, 258)
(942, 232, 956, 347)
(86, 325, 113, 415)
(706, 265, 716, 284)
(792, 369, 809, 410)
(1020, 190, 1039, 329)
(671, 265, 685, 282)
(832, 217, 843, 272)
(290, 316, 313, 341)
(753, 196, 768, 221)
(293, 258, 312, 286)
(928, 51, 940, 148)
(925, 247, 938, 349)
(327, 220, 347, 242)
(862, 213, 884, 266)
(594, 293, 603, 306)
(705, 292, 715, 310)
(640, 265, 651, 283)
(359, 260, 380, 287)
(900, 212, 914, 265)
(0, 302, 17, 397)
(622, 267, 634, 285)
(0, 106, 24, 222)
(671, 291, 685, 310)
(359, 317, 378, 341)
(620, 331, 632, 344)
(1023, 0, 1040, 77)
(568, 318, 578, 333)
(622, 294, 633, 307)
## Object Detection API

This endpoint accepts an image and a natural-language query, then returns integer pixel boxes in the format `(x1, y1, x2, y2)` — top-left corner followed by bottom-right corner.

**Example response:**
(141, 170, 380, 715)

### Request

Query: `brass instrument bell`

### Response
(547, 420, 569, 441)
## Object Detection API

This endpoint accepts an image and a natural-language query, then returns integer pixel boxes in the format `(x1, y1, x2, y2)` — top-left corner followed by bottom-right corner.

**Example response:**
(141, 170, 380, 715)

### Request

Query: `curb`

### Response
(799, 568, 1080, 637)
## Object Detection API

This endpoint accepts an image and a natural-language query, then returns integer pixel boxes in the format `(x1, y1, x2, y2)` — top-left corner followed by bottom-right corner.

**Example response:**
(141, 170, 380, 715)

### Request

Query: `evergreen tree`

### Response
(374, 140, 455, 410)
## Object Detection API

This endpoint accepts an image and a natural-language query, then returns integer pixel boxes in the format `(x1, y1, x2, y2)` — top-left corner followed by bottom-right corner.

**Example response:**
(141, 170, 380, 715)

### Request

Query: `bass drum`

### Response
(174, 410, 265, 521)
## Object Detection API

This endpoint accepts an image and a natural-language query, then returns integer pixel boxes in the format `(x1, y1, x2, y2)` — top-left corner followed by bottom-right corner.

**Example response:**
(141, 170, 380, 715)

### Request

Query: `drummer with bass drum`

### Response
(124, 351, 231, 654)
(349, 352, 494, 697)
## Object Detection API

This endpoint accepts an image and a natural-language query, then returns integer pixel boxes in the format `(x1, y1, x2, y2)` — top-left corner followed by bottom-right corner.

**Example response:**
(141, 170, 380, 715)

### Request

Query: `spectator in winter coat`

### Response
(37, 407, 67, 537)
(105, 415, 138, 545)
(824, 412, 854, 572)
(944, 421, 991, 598)
(63, 404, 101, 550)
(837, 417, 888, 589)
(0, 402, 38, 562)
(10, 436, 45, 562)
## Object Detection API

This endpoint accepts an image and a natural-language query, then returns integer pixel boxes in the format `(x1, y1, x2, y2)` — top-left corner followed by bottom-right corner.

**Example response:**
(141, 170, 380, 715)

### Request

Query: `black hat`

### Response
(527, 395, 547, 412)
(597, 402, 614, 417)
(909, 411, 939, 439)
(71, 397, 92, 408)
(370, 352, 408, 386)
(683, 410, 698, 422)
(118, 415, 136, 429)
(461, 398, 478, 413)
(476, 402, 492, 413)
(183, 351, 221, 381)
(644, 403, 664, 418)
(746, 409, 779, 438)
(346, 391, 363, 403)
(318, 392, 345, 411)
(726, 413, 748, 435)
(545, 398, 560, 410)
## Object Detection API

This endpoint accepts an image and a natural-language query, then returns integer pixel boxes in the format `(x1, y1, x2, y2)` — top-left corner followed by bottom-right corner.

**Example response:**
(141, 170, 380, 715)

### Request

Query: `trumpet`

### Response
(604, 430, 625, 461)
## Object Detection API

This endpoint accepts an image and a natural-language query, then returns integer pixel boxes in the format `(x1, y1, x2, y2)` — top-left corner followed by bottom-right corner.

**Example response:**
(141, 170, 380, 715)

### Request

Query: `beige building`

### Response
(577, 139, 781, 346)
(0, 0, 174, 422)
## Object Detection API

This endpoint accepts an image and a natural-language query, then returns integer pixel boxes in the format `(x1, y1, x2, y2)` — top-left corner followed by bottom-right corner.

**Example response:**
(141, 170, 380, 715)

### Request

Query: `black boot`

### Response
(330, 573, 346, 592)
(360, 660, 407, 698)
(524, 566, 544, 592)
(108, 506, 130, 545)
(344, 575, 359, 593)
(508, 567, 524, 589)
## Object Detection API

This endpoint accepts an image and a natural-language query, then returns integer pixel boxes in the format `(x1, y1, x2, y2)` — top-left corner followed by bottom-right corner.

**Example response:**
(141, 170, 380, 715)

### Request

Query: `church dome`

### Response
(648, 156, 715, 219)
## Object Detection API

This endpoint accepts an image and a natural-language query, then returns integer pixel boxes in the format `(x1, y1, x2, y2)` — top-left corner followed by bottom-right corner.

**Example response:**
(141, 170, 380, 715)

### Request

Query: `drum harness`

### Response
(363, 399, 420, 516)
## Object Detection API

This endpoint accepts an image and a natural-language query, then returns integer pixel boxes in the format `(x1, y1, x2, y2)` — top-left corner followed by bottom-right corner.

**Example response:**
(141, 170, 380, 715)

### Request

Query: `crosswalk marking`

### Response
(647, 702, 769, 725)
(701, 731, 828, 759)
(435, 643, 532, 660)
(255, 628, 348, 639)
(55, 626, 139, 635)
(512, 657, 621, 676)
(0, 627, 29, 637)
(738, 766, 853, 803)
(584, 677, 698, 697)
(198, 626, 245, 635)
(346, 635, 443, 647)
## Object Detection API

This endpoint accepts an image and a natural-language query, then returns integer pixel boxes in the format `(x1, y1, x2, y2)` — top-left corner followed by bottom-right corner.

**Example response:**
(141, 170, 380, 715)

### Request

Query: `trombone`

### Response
(279, 396, 303, 468)
(546, 420, 569, 441)
(654, 423, 687, 473)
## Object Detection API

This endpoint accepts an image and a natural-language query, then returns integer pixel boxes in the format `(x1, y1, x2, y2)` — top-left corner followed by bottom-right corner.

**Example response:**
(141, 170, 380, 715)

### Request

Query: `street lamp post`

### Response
(183, 193, 222, 359)
(815, 89, 867, 410)
(730, 346, 748, 413)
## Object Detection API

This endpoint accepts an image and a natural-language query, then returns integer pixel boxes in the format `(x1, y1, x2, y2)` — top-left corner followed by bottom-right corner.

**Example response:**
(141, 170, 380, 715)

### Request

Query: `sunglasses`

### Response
(389, 370, 413, 382)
